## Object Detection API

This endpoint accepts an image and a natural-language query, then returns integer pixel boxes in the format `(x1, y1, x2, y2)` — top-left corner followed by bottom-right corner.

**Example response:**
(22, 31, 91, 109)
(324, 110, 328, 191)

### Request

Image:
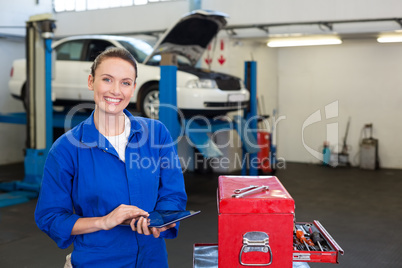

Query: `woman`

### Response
(35, 47, 187, 267)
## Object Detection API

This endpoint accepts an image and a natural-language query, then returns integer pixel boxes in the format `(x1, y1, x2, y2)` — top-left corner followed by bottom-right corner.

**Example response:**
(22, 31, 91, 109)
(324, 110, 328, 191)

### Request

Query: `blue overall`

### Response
(35, 110, 187, 267)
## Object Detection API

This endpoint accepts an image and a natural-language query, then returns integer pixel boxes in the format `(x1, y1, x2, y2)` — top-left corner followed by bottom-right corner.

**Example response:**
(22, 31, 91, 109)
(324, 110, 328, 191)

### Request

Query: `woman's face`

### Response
(88, 57, 136, 116)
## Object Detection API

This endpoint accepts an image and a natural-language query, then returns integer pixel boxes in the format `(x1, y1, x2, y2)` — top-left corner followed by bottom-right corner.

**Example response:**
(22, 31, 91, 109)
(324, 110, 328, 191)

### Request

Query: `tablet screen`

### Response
(148, 210, 201, 228)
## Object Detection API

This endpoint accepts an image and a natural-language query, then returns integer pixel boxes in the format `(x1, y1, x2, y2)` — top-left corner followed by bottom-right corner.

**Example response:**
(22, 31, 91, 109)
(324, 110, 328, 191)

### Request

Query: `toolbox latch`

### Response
(240, 231, 273, 266)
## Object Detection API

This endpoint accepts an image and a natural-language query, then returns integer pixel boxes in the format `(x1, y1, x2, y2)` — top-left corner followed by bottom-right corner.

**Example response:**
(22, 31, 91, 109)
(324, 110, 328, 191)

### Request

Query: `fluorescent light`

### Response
(377, 35, 402, 43)
(267, 36, 342, 47)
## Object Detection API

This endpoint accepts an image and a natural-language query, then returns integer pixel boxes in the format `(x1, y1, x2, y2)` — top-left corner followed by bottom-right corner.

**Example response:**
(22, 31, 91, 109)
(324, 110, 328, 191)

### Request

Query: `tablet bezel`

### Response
(148, 210, 201, 228)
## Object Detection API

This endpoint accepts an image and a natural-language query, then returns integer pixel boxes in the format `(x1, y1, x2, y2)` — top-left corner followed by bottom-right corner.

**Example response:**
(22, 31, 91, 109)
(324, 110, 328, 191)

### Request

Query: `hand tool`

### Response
(293, 236, 306, 251)
(231, 185, 269, 198)
(233, 185, 258, 194)
(295, 229, 310, 251)
(311, 231, 324, 251)
(296, 227, 315, 250)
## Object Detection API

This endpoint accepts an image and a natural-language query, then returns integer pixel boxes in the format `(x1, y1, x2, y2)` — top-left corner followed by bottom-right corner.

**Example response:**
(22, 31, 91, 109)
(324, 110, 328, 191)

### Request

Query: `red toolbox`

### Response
(218, 176, 295, 267)
(213, 175, 343, 268)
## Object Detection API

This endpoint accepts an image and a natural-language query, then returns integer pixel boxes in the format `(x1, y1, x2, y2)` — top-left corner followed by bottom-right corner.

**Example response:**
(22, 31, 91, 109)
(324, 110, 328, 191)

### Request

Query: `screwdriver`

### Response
(298, 227, 315, 246)
(311, 231, 324, 251)
(293, 236, 305, 251)
(296, 229, 314, 251)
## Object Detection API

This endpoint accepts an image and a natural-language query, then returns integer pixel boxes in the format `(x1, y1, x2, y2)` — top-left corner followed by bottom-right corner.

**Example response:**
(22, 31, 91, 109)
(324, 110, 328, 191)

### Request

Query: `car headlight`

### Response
(186, 79, 217, 89)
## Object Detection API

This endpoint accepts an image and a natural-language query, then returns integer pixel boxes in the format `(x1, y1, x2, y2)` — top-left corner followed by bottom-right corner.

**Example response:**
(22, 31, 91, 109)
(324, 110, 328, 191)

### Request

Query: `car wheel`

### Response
(140, 84, 160, 119)
(21, 84, 29, 111)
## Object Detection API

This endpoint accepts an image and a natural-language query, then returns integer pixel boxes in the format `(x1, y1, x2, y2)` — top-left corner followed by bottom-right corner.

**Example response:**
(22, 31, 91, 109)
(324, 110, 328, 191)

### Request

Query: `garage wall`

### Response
(202, 0, 402, 169)
(207, 35, 402, 169)
(0, 40, 26, 164)
(0, 1, 53, 165)
(276, 41, 402, 169)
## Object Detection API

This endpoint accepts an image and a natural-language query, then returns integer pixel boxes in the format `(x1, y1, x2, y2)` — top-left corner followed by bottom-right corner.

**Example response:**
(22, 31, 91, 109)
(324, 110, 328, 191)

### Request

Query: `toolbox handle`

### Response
(239, 232, 273, 266)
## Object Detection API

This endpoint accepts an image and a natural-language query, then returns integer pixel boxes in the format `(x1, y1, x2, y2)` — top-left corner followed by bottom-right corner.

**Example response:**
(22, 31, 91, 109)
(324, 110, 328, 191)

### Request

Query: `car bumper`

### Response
(177, 87, 250, 110)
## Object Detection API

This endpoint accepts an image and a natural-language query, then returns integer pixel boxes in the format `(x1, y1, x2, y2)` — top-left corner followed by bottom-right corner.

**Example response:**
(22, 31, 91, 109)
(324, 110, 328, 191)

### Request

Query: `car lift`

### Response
(159, 60, 262, 175)
(0, 15, 90, 207)
(0, 14, 56, 207)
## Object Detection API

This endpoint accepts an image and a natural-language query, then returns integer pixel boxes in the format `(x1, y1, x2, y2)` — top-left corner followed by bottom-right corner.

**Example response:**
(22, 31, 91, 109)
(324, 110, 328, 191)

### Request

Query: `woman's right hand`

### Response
(101, 204, 149, 230)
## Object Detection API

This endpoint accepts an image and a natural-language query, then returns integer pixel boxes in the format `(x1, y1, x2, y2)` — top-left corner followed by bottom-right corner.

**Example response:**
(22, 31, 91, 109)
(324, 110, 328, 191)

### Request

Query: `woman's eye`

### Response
(122, 81, 131, 86)
(103, 78, 111, 82)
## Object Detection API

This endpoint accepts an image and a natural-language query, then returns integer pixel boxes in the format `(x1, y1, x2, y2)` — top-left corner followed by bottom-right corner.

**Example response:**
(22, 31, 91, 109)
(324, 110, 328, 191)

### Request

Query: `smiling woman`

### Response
(34, 47, 187, 267)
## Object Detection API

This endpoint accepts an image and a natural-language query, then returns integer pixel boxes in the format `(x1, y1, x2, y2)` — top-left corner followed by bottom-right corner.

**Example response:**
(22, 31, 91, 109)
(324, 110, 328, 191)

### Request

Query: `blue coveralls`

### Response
(35, 110, 187, 267)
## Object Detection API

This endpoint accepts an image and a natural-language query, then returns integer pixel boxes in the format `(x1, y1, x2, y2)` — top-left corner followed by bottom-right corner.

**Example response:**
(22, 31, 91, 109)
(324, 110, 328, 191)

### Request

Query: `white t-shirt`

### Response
(104, 114, 131, 162)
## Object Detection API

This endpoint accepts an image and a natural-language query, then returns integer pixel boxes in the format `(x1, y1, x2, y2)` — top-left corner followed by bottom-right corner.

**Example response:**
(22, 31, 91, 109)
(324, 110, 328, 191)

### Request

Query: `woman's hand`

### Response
(101, 204, 149, 230)
(130, 217, 176, 238)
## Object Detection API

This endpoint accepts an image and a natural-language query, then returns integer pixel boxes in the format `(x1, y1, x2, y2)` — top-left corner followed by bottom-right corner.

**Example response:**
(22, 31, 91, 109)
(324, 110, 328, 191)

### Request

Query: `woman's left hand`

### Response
(130, 217, 176, 238)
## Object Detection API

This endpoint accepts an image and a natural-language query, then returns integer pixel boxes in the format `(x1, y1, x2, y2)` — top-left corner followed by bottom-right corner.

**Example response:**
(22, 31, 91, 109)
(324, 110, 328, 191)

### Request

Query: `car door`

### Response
(53, 39, 87, 102)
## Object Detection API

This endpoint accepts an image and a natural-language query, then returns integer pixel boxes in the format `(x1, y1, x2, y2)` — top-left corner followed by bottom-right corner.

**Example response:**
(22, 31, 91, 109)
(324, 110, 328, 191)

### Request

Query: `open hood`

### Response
(143, 10, 228, 66)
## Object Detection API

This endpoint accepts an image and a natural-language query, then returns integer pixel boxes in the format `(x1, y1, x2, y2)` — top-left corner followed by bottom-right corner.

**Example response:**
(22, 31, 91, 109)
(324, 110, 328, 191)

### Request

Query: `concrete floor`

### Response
(0, 162, 401, 267)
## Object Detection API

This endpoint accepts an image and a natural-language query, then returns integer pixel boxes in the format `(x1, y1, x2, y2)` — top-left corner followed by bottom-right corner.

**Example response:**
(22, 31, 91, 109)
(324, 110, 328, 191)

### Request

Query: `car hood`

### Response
(143, 10, 228, 66)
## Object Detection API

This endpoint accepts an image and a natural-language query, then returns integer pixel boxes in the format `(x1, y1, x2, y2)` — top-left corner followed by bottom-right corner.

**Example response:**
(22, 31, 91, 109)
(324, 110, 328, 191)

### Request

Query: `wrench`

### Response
(233, 185, 258, 194)
(232, 185, 269, 198)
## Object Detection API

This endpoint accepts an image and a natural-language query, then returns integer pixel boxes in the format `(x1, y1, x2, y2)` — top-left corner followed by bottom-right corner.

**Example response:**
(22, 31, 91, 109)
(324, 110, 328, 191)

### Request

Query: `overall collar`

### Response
(80, 109, 144, 148)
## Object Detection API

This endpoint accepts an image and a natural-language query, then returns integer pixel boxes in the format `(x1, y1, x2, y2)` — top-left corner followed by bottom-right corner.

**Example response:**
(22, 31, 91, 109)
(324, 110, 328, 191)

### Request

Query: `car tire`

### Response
(21, 83, 29, 111)
(139, 84, 160, 119)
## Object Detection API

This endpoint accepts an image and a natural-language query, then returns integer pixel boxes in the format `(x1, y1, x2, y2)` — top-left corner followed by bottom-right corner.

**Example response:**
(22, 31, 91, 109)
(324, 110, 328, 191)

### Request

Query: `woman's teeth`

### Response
(105, 97, 121, 103)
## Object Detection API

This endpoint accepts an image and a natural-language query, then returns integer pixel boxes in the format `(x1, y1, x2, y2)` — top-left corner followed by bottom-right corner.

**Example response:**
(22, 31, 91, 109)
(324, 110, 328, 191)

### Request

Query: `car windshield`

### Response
(118, 39, 160, 64)
(118, 39, 192, 67)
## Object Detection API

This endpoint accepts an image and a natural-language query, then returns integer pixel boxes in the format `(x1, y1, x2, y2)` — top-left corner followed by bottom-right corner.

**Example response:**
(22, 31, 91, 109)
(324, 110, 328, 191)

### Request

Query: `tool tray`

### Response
(193, 220, 344, 266)
(293, 221, 344, 263)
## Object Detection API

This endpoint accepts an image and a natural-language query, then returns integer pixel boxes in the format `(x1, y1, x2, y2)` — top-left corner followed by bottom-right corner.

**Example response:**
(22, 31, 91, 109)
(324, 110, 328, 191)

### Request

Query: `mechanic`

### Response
(35, 47, 187, 267)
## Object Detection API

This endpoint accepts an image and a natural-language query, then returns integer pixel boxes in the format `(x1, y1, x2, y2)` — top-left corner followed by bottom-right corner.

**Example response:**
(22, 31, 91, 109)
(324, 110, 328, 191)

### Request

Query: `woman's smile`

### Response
(104, 96, 122, 104)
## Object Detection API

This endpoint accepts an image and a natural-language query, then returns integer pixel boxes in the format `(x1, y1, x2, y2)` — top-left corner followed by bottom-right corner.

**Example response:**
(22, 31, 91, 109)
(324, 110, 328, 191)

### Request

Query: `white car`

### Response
(9, 10, 249, 119)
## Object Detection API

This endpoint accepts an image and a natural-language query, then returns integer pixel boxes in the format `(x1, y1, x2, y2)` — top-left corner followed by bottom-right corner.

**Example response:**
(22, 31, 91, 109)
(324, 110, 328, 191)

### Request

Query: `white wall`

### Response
(0, 40, 26, 164)
(276, 40, 402, 169)
(0, 1, 53, 165)
(207, 37, 402, 169)
(201, 0, 402, 169)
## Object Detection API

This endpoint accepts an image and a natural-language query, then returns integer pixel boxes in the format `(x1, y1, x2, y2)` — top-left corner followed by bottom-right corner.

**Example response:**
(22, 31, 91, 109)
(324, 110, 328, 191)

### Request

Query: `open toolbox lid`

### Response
(218, 176, 295, 214)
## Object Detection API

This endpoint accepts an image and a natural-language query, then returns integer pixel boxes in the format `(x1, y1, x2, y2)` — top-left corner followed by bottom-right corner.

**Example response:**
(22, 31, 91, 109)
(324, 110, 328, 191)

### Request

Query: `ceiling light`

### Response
(267, 35, 342, 47)
(377, 34, 402, 43)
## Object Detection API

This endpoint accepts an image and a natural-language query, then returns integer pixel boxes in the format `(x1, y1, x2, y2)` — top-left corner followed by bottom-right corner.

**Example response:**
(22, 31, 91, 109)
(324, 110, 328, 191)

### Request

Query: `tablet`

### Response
(147, 210, 201, 228)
